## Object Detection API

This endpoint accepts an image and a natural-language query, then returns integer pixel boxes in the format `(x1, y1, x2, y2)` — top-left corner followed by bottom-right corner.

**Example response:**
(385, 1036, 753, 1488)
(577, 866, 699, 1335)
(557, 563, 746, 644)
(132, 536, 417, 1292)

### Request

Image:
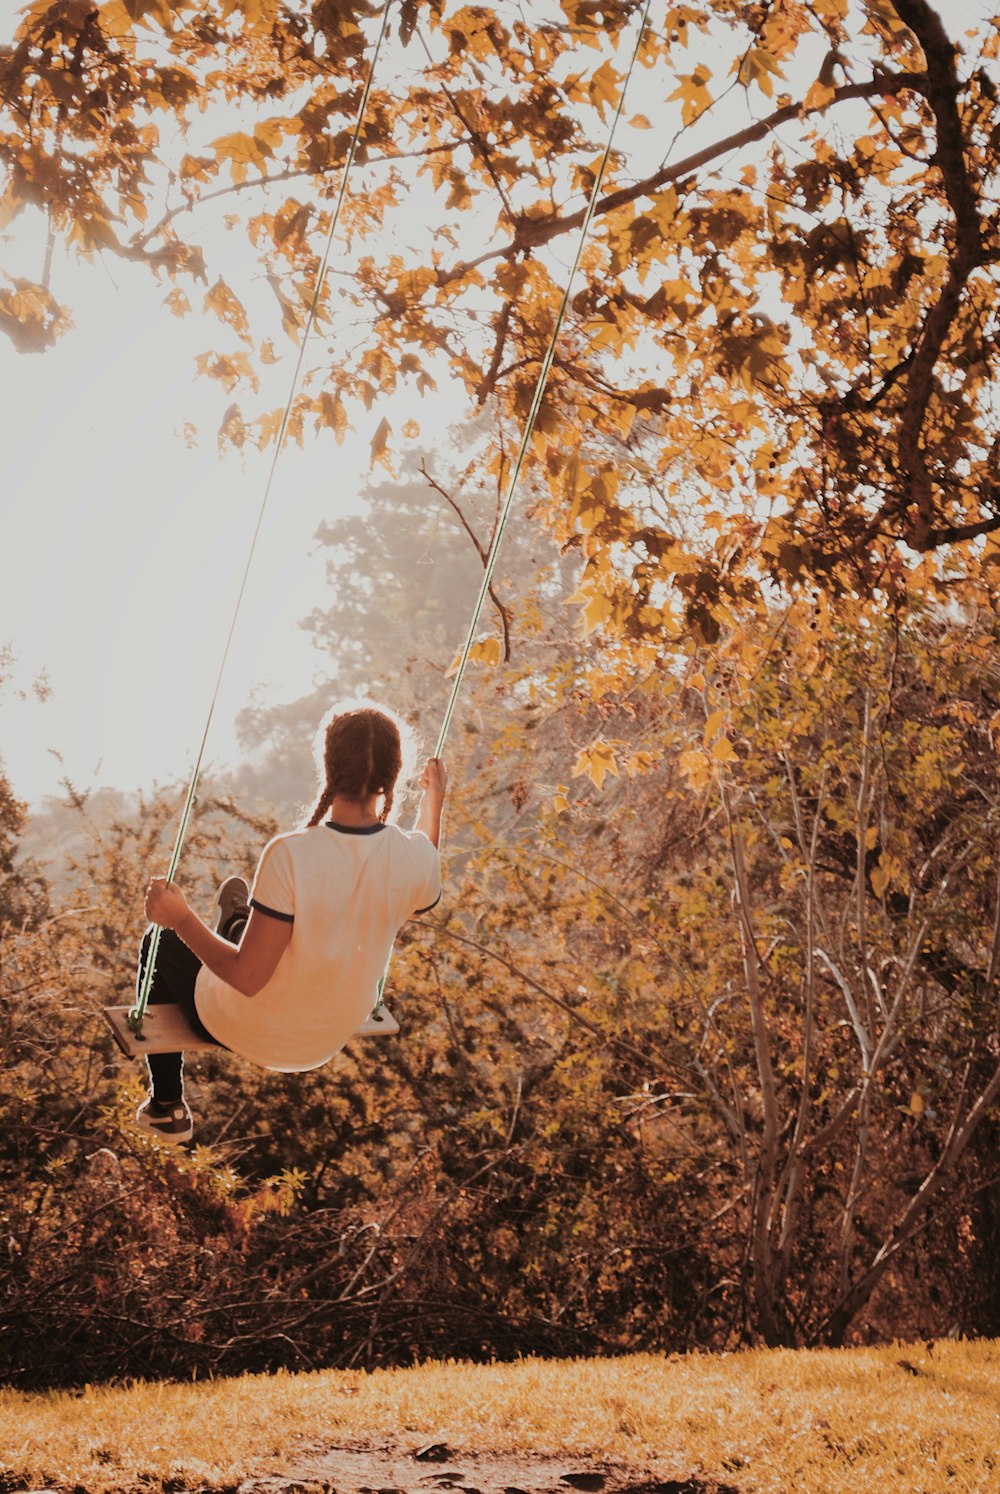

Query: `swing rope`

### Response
(130, 0, 394, 1031)
(131, 0, 650, 1031)
(432, 0, 653, 761)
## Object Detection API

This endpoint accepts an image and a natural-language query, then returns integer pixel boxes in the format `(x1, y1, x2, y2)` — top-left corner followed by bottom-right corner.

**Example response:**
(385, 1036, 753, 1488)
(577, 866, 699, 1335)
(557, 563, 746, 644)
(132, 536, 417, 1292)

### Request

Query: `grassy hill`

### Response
(1, 1339, 997, 1494)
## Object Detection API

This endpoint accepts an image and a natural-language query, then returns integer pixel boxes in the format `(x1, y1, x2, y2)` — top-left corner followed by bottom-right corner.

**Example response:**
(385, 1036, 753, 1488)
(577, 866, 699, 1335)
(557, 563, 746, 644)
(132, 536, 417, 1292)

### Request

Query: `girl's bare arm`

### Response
(416, 757, 447, 847)
(145, 878, 292, 996)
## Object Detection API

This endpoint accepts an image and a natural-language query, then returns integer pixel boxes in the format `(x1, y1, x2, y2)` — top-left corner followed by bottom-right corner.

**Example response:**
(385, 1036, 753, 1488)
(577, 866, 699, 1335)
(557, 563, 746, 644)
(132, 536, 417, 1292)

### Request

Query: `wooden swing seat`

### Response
(103, 1000, 399, 1060)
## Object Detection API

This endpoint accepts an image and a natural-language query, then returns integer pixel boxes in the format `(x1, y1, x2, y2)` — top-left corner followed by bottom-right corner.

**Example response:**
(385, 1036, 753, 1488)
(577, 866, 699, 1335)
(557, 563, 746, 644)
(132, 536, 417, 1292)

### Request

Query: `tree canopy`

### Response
(2, 0, 998, 640)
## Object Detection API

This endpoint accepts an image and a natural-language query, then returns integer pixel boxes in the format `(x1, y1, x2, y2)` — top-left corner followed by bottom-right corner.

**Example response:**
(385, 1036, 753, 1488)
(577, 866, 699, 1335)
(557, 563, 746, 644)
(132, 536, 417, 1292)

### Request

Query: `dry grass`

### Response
(1, 1339, 997, 1493)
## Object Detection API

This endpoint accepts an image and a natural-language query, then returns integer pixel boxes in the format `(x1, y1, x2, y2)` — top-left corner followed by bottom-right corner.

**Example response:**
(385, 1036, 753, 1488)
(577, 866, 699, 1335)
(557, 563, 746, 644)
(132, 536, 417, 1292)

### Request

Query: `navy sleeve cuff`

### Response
(251, 897, 294, 924)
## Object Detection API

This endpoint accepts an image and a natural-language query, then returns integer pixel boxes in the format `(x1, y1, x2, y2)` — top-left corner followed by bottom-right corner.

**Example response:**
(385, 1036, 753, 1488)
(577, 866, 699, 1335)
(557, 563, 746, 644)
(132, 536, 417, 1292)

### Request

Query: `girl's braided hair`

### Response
(306, 702, 406, 827)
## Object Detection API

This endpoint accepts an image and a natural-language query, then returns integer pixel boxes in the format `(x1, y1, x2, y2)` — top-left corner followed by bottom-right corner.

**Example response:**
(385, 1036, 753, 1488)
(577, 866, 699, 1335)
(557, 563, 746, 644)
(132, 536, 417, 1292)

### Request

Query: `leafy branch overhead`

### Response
(1, 0, 999, 627)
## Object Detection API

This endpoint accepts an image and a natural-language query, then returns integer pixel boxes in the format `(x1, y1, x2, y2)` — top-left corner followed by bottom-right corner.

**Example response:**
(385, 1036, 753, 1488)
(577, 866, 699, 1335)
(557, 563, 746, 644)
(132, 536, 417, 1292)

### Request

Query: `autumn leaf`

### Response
(678, 748, 711, 790)
(445, 635, 503, 675)
(468, 636, 503, 666)
(203, 278, 251, 343)
(369, 416, 393, 472)
(217, 401, 244, 451)
(669, 65, 712, 126)
(316, 390, 347, 444)
(735, 47, 785, 99)
(163, 287, 191, 317)
(802, 77, 837, 112)
(265, 275, 302, 340)
(211, 131, 266, 184)
(0, 277, 72, 353)
(572, 741, 620, 791)
(588, 59, 622, 121)
(101, 0, 175, 33)
(194, 350, 259, 393)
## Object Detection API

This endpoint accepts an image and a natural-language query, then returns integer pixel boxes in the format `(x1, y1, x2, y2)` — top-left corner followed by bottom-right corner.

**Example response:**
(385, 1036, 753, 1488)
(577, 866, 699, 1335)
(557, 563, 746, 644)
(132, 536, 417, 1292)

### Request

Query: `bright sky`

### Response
(0, 7, 404, 806)
(1, 221, 376, 805)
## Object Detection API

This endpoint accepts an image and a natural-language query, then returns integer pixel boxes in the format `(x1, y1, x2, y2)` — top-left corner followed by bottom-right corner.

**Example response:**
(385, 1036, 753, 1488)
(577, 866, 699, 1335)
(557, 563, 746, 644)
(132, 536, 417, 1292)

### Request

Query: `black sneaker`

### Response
(215, 875, 250, 940)
(135, 1097, 194, 1144)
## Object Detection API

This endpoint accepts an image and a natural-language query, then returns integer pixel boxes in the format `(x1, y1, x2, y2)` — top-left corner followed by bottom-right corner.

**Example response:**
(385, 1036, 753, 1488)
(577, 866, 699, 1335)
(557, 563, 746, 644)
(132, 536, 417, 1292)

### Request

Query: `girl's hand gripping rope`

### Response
(145, 876, 191, 931)
(417, 757, 447, 848)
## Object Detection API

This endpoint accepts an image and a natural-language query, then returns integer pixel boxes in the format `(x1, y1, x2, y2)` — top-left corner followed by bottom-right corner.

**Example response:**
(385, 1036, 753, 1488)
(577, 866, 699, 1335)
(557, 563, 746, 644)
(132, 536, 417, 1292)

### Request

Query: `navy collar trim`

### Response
(325, 820, 386, 835)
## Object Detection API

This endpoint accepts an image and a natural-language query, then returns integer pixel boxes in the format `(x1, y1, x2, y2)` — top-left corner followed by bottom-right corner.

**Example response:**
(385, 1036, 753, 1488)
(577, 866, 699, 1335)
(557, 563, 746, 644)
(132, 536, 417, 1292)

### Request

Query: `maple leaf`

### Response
(588, 59, 622, 122)
(467, 637, 503, 666)
(0, 277, 73, 352)
(572, 741, 620, 791)
(203, 278, 251, 343)
(734, 47, 785, 99)
(669, 65, 712, 126)
(369, 415, 393, 472)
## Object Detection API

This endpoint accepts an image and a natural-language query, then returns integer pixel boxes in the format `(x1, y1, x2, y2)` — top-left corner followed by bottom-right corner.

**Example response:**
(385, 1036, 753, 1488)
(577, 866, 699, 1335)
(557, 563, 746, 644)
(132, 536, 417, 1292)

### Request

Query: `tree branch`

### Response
(868, 0, 987, 548)
(419, 461, 512, 660)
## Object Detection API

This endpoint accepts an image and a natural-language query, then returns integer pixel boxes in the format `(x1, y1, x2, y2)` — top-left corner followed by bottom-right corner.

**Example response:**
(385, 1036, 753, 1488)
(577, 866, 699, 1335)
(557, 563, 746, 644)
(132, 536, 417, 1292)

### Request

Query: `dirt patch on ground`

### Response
(237, 1443, 742, 1494)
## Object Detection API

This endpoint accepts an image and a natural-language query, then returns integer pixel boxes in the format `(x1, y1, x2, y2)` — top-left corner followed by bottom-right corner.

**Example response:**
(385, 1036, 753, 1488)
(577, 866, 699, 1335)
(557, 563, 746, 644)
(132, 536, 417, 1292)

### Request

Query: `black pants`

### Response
(136, 919, 243, 1104)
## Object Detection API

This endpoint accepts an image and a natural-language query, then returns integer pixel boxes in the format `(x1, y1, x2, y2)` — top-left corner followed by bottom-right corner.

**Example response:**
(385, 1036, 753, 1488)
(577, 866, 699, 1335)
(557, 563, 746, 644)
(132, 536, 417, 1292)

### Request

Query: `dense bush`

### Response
(1, 599, 998, 1388)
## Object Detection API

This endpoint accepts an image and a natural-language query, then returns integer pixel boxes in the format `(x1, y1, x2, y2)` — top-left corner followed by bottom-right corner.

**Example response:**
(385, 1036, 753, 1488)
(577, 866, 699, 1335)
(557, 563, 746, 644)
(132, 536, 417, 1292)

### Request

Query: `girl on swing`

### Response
(137, 701, 446, 1143)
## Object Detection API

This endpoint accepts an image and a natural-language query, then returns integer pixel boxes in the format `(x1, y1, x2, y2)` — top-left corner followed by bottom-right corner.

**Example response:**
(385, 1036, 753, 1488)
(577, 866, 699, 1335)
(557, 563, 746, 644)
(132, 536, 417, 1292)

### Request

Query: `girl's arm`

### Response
(145, 878, 292, 997)
(416, 757, 447, 848)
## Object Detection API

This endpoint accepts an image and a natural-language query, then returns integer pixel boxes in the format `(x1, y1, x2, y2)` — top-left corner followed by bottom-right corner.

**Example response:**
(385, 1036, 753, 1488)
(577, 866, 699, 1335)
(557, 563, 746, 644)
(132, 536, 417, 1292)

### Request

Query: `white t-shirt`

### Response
(194, 821, 441, 1071)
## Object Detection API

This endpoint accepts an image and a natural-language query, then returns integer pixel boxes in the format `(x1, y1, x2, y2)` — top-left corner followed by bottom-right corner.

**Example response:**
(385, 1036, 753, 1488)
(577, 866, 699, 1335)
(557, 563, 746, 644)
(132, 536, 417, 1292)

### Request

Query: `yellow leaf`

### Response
(678, 748, 711, 790)
(625, 751, 657, 779)
(163, 288, 190, 317)
(803, 77, 837, 112)
(669, 65, 712, 127)
(735, 47, 784, 99)
(552, 792, 570, 814)
(203, 277, 251, 342)
(255, 407, 284, 449)
(395, 268, 436, 301)
(467, 636, 503, 666)
(703, 709, 728, 740)
(253, 118, 285, 153)
(589, 58, 622, 120)
(711, 736, 737, 763)
(316, 390, 347, 444)
(402, 419, 420, 439)
(572, 741, 619, 791)
(211, 131, 264, 184)
(870, 864, 888, 898)
(369, 416, 392, 472)
(581, 591, 613, 635)
(648, 187, 679, 237)
(909, 1091, 924, 1116)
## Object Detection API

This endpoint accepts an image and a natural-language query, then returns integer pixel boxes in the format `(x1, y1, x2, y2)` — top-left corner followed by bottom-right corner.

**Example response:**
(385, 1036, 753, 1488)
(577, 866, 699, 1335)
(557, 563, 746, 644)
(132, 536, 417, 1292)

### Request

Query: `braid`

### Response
(306, 784, 335, 828)
(306, 701, 406, 826)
